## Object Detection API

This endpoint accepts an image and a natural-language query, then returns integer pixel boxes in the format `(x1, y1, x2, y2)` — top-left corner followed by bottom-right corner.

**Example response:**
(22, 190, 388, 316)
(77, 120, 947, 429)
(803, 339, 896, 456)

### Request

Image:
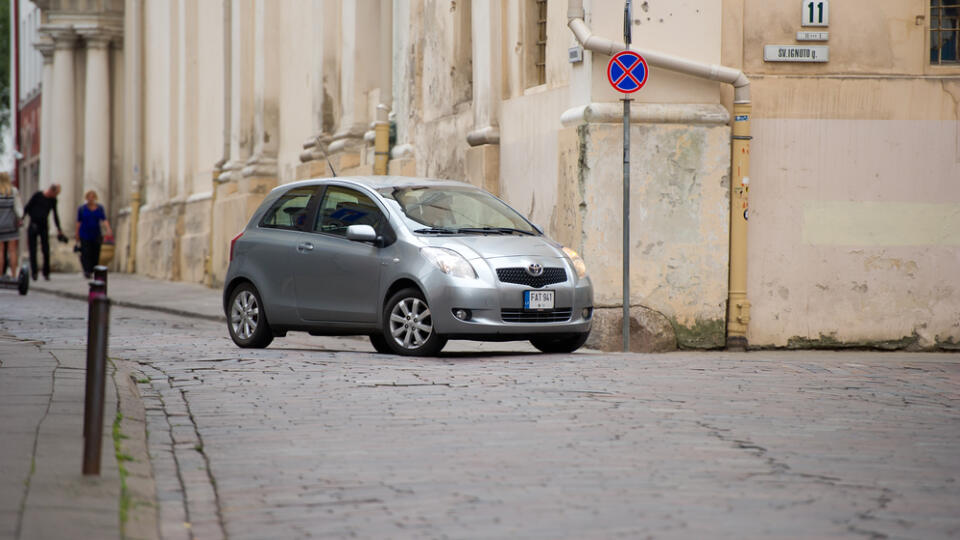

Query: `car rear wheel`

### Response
(382, 288, 447, 356)
(530, 332, 589, 354)
(228, 282, 274, 348)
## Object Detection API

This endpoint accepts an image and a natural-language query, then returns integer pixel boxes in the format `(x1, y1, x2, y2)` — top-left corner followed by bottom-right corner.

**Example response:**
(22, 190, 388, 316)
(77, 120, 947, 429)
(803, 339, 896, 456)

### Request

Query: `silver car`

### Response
(223, 176, 593, 355)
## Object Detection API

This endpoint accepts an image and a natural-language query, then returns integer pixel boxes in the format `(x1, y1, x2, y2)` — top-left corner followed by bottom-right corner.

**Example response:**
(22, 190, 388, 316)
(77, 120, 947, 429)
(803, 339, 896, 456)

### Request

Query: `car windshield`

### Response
(378, 186, 539, 235)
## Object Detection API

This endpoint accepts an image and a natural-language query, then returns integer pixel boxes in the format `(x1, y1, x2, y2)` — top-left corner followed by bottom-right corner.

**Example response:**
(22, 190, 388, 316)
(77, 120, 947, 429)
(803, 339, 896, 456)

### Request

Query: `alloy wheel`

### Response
(231, 290, 259, 340)
(388, 297, 433, 349)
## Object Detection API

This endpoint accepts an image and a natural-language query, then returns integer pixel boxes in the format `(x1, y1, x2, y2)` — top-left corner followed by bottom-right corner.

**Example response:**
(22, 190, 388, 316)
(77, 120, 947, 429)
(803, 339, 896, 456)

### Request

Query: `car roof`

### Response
(275, 176, 476, 193)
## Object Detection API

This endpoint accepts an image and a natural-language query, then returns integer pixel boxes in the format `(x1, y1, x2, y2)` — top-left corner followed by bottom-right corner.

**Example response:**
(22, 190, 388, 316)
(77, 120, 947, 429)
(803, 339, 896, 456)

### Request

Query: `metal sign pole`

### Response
(622, 96, 631, 353)
(622, 0, 632, 353)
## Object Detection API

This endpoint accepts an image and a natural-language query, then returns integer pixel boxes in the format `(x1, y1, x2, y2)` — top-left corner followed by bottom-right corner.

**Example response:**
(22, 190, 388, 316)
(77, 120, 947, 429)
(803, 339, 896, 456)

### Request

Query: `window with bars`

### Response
(524, 0, 548, 88)
(535, 0, 547, 85)
(931, 0, 959, 64)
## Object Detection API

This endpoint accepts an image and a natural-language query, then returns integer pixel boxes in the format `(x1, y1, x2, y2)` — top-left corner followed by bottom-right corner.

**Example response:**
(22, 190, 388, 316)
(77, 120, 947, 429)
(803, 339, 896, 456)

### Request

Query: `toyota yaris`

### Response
(223, 176, 593, 356)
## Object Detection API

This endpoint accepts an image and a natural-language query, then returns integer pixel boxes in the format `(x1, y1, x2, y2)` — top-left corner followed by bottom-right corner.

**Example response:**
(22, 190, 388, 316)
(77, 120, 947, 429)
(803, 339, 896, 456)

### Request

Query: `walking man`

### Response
(24, 184, 65, 281)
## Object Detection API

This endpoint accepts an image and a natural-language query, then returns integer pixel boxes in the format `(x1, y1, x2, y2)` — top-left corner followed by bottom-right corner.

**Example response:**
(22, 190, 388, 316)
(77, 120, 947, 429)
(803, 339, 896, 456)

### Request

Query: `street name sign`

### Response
(797, 31, 829, 41)
(764, 45, 829, 62)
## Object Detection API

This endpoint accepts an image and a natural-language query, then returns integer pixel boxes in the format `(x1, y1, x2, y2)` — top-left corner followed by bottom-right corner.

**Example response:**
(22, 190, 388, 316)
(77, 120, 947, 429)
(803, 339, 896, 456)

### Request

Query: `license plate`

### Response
(524, 290, 555, 310)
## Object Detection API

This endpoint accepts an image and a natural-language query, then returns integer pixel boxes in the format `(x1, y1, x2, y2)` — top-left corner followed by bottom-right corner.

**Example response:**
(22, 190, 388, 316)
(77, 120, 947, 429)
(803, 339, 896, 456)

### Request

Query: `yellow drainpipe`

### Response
(373, 110, 390, 175)
(727, 103, 752, 349)
(126, 187, 140, 273)
(204, 169, 219, 286)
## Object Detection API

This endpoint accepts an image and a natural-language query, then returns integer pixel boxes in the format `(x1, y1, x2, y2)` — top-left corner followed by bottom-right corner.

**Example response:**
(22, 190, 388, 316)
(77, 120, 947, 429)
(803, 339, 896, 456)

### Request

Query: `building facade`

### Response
(18, 0, 960, 351)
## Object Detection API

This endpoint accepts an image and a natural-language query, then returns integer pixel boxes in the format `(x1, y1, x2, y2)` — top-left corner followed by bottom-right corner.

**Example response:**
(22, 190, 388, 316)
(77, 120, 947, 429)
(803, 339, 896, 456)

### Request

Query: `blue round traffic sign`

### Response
(607, 51, 648, 94)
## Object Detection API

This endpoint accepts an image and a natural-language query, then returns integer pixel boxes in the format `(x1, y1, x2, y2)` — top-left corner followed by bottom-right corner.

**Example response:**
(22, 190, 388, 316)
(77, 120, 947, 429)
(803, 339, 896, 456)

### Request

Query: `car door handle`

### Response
(297, 242, 314, 253)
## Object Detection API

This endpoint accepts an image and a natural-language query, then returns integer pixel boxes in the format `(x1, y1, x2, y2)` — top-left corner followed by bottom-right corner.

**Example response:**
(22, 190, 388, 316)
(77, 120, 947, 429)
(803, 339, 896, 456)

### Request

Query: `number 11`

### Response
(807, 1, 824, 24)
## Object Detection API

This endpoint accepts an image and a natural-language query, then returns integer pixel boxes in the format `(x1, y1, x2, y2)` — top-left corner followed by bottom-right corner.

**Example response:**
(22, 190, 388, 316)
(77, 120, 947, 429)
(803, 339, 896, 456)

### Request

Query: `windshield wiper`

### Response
(413, 227, 458, 234)
(455, 227, 535, 236)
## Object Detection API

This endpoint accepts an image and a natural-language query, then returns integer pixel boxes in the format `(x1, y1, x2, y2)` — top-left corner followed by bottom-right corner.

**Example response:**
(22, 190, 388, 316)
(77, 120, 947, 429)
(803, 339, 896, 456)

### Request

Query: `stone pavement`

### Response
(3, 287, 960, 539)
(0, 333, 128, 540)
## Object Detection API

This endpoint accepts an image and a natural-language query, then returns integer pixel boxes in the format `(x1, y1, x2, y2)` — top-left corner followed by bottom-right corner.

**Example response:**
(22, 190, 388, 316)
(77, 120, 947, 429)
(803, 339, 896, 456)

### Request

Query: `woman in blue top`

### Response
(76, 190, 113, 278)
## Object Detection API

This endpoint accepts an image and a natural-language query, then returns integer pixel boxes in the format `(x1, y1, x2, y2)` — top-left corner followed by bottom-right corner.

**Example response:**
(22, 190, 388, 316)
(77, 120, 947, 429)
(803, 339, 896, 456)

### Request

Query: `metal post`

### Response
(93, 265, 108, 296)
(622, 0, 632, 353)
(83, 280, 109, 475)
(622, 97, 631, 353)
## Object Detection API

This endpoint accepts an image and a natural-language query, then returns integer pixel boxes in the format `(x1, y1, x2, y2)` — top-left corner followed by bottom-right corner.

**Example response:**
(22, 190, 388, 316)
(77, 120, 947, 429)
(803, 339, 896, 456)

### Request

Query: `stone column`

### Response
(46, 27, 78, 234)
(242, 0, 278, 178)
(329, 0, 379, 156)
(77, 27, 117, 211)
(220, 0, 254, 181)
(297, 0, 341, 178)
(34, 38, 54, 191)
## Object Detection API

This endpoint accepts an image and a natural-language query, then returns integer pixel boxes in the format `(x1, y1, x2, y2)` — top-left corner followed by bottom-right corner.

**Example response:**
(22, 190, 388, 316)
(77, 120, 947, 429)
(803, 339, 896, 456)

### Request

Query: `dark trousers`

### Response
(80, 239, 102, 275)
(27, 221, 51, 278)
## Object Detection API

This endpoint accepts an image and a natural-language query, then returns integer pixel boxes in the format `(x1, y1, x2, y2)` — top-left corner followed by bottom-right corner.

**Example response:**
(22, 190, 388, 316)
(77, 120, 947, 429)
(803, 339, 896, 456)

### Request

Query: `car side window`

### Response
(260, 187, 316, 230)
(314, 186, 385, 237)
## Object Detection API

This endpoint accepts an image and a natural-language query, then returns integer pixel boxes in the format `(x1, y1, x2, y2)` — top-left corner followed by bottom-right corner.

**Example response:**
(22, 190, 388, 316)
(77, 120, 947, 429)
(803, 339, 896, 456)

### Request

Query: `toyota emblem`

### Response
(526, 264, 544, 277)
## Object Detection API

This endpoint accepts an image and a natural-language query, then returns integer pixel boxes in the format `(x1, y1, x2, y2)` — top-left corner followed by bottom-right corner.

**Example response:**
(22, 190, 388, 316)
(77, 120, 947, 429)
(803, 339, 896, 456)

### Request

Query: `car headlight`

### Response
(420, 247, 477, 279)
(562, 247, 588, 278)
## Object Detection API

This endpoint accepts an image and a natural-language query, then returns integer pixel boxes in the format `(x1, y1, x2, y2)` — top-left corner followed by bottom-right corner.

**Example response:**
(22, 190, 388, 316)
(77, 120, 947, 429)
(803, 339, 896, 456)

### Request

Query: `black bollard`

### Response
(93, 266, 108, 296)
(83, 280, 110, 475)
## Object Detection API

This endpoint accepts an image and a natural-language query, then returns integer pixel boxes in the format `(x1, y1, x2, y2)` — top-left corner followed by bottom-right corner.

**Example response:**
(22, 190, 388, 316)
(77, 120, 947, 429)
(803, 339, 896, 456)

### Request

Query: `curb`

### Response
(31, 285, 227, 323)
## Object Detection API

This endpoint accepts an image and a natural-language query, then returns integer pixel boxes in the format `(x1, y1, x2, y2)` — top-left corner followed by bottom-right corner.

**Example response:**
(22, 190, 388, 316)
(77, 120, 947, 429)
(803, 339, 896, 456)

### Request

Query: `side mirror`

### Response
(346, 224, 378, 243)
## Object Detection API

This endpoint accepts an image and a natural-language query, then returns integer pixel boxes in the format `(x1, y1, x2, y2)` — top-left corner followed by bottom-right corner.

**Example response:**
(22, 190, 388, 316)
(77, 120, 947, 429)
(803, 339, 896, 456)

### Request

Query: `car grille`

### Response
(496, 267, 567, 288)
(501, 308, 572, 323)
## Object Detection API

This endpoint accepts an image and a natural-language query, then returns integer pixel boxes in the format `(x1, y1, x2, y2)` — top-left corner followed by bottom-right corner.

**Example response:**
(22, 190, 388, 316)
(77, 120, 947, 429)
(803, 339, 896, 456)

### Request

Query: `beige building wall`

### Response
(34, 0, 957, 350)
(724, 0, 960, 348)
(136, 0, 223, 282)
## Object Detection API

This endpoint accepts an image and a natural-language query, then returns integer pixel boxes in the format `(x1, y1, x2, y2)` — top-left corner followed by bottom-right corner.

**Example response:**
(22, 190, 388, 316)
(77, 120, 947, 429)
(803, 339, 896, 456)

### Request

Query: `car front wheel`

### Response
(382, 288, 447, 356)
(530, 332, 589, 354)
(228, 282, 274, 348)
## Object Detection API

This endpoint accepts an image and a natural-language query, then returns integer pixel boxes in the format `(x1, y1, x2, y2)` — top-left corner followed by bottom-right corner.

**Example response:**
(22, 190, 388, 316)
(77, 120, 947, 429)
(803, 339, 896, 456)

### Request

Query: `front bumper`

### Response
(423, 257, 594, 338)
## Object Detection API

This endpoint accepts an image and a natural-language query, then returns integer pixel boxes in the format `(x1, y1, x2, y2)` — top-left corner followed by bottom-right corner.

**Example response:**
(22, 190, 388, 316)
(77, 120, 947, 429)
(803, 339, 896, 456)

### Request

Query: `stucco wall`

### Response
(723, 1, 960, 348)
(499, 87, 570, 234)
(569, 120, 732, 348)
(395, 0, 474, 180)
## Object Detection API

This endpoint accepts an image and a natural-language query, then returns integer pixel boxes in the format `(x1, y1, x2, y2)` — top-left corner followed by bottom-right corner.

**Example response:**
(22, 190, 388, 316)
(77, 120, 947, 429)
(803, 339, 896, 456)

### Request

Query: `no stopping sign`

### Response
(607, 51, 648, 93)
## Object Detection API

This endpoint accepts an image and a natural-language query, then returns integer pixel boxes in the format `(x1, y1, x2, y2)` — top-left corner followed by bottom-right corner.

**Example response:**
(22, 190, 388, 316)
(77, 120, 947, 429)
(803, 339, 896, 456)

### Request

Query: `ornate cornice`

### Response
(33, 37, 55, 62)
(75, 24, 122, 49)
(39, 24, 76, 50)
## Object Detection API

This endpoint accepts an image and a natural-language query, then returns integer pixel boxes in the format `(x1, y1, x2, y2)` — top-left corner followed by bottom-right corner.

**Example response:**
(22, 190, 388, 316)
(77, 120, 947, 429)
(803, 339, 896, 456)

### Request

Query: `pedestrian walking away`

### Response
(0, 172, 25, 278)
(76, 190, 113, 279)
(24, 183, 67, 280)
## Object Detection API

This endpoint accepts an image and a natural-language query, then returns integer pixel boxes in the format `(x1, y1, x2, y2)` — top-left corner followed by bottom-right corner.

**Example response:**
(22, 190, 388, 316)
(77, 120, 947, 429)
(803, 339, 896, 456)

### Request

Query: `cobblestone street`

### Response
(3, 291, 959, 539)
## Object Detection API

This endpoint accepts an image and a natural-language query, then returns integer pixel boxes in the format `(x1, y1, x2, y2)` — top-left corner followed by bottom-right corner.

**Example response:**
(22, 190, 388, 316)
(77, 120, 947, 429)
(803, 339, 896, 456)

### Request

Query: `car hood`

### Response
(422, 234, 564, 261)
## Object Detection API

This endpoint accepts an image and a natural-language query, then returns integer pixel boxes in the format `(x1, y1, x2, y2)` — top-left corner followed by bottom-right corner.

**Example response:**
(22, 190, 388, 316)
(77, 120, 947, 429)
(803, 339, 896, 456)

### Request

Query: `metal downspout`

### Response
(567, 0, 752, 348)
(126, 0, 143, 274)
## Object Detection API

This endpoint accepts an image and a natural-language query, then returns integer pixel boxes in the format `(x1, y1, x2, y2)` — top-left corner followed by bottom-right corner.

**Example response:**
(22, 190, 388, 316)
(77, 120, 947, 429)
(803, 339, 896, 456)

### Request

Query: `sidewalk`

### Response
(0, 335, 139, 540)
(31, 272, 225, 322)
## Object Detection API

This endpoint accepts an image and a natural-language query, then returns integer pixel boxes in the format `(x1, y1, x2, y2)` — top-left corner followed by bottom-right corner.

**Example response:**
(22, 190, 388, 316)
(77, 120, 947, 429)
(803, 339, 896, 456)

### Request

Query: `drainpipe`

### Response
(126, 0, 143, 274)
(567, 0, 753, 349)
(206, 0, 232, 286)
(373, 0, 392, 175)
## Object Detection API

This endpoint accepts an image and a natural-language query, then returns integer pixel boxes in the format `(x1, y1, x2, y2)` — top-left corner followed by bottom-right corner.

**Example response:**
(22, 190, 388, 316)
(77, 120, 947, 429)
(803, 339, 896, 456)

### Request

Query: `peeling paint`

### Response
(935, 335, 960, 351)
(786, 332, 921, 351)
